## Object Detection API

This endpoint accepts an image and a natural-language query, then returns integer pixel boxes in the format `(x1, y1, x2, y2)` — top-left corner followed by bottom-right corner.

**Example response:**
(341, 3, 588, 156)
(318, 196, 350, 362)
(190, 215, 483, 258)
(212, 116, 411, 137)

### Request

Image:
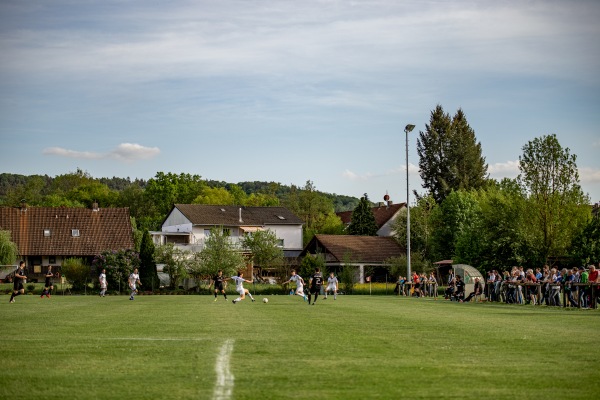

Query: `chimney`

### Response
(387, 200, 393, 206)
(92, 201, 99, 212)
(20, 199, 27, 212)
(239, 207, 243, 223)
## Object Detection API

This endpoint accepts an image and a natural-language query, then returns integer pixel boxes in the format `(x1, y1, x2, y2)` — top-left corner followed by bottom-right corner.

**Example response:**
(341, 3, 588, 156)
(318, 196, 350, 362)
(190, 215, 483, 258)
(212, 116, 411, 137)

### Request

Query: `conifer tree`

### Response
(417, 105, 488, 203)
(139, 230, 159, 290)
(348, 194, 378, 236)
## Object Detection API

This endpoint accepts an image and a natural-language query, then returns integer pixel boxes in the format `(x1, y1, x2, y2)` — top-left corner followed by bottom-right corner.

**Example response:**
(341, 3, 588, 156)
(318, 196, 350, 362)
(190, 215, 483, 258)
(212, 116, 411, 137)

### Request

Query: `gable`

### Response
(0, 206, 134, 256)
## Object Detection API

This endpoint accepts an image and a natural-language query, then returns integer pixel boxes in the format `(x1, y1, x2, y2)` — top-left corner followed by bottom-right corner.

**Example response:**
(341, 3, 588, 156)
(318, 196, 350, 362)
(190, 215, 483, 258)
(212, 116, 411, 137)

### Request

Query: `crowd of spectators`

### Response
(395, 262, 600, 309)
(483, 264, 599, 308)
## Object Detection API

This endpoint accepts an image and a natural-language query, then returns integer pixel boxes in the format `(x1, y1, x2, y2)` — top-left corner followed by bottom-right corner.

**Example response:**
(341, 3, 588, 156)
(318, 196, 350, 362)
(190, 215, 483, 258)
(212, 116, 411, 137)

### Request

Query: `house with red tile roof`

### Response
(336, 202, 405, 237)
(300, 234, 405, 283)
(0, 203, 134, 279)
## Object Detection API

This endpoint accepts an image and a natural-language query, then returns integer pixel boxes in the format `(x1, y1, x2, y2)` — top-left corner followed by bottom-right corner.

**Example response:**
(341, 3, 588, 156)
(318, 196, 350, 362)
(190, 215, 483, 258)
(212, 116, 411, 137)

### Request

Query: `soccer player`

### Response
(128, 268, 141, 301)
(282, 270, 307, 301)
(41, 265, 54, 298)
(209, 269, 228, 301)
(307, 268, 323, 305)
(323, 271, 338, 300)
(99, 268, 108, 297)
(9, 261, 27, 303)
(230, 271, 255, 304)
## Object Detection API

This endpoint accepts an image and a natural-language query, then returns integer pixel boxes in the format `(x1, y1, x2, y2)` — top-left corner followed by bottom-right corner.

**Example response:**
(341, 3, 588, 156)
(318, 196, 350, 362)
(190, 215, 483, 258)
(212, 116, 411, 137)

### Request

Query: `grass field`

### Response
(1, 293, 599, 400)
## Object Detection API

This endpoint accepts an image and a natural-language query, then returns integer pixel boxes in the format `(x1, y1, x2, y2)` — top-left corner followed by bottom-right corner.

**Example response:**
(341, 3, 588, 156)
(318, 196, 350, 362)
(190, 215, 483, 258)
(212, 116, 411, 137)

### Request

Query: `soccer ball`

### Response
(262, 298, 269, 303)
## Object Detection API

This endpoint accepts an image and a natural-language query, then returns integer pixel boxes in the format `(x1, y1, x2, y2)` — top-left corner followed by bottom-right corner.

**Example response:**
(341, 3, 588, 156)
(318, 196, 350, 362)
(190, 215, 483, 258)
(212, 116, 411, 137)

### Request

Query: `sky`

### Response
(1, 0, 599, 205)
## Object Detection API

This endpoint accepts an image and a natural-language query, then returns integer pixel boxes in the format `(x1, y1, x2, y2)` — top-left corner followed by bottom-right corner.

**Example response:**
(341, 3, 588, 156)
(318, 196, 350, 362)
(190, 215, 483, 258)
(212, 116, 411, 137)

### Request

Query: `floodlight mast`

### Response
(405, 124, 415, 282)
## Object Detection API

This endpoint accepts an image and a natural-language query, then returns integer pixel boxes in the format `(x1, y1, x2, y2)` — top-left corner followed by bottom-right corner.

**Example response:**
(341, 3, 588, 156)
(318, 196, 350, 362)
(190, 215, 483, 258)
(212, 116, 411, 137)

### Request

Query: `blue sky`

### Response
(1, 0, 599, 204)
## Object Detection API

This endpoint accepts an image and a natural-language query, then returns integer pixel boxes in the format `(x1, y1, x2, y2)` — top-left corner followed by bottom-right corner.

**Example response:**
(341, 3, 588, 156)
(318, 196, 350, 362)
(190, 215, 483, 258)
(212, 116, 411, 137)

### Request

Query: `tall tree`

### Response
(348, 194, 378, 236)
(139, 230, 159, 290)
(518, 134, 590, 262)
(417, 105, 488, 203)
(193, 227, 245, 279)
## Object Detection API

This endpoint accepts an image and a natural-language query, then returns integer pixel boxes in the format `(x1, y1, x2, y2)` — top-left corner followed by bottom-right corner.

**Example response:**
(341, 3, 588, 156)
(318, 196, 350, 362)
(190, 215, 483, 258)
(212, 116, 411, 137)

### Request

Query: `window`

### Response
(204, 229, 211, 237)
(71, 229, 80, 237)
(223, 228, 231, 237)
(277, 239, 284, 247)
(43, 229, 51, 237)
(277, 215, 286, 220)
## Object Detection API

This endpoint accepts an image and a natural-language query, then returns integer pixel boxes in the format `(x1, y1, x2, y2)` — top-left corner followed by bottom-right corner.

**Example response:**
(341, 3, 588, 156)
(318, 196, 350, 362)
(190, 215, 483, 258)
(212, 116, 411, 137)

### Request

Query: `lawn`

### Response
(0, 293, 598, 400)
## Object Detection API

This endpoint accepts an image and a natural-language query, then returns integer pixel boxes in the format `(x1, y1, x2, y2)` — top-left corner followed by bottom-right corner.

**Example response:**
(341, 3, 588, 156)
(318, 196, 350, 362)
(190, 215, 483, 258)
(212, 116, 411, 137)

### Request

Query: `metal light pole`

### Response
(405, 124, 415, 282)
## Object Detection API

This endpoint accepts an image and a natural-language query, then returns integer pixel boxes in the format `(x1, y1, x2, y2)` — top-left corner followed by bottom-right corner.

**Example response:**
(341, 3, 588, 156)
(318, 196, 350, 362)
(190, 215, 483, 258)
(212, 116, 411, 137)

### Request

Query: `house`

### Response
(336, 202, 405, 237)
(300, 234, 405, 283)
(0, 203, 134, 280)
(152, 204, 304, 258)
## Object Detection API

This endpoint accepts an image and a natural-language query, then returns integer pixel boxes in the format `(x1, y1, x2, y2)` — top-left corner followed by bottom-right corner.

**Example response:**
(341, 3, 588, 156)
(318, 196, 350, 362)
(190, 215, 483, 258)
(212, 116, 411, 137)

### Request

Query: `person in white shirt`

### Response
(231, 271, 255, 304)
(99, 269, 108, 297)
(323, 271, 339, 300)
(128, 268, 141, 301)
(282, 270, 307, 301)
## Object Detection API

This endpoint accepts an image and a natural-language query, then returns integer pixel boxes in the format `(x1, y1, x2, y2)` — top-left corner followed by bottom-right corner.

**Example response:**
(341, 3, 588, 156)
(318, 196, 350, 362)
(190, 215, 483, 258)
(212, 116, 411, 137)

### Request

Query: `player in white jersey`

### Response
(128, 268, 141, 301)
(324, 271, 338, 300)
(231, 271, 255, 304)
(99, 268, 108, 297)
(282, 270, 307, 301)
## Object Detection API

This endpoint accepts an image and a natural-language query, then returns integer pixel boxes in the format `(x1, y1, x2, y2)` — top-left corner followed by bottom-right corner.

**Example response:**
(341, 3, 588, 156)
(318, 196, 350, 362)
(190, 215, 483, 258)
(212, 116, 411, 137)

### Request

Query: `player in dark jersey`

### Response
(307, 268, 323, 305)
(41, 265, 54, 298)
(209, 270, 228, 302)
(10, 261, 27, 303)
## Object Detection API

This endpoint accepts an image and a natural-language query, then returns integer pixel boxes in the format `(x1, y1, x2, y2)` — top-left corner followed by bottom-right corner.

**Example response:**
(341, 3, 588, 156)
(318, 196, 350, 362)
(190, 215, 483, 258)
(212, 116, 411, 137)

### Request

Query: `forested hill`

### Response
(0, 172, 360, 212)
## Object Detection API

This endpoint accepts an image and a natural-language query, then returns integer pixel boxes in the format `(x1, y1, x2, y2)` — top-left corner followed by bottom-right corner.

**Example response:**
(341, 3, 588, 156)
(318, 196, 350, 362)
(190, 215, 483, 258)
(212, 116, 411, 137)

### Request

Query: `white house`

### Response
(151, 204, 304, 257)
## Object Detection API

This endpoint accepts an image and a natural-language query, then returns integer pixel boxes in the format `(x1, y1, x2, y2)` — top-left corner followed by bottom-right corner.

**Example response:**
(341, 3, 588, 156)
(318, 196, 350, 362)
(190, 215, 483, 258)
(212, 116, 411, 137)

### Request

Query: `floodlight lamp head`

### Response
(405, 124, 415, 133)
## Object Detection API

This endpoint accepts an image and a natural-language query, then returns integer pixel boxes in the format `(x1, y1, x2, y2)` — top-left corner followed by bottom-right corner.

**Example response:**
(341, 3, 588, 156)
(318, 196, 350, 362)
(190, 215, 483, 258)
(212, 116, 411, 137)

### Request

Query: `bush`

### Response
(26, 284, 36, 292)
(61, 258, 90, 291)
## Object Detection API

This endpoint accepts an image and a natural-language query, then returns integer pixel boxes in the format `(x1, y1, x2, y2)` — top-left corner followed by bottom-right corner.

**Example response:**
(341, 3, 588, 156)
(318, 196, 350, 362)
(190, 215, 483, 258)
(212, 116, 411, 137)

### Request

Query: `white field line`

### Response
(213, 339, 235, 400)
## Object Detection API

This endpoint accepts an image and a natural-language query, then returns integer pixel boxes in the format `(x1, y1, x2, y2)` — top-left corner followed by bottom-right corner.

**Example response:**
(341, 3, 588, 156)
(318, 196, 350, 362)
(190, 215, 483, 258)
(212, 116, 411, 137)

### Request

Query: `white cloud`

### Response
(488, 160, 520, 177)
(579, 167, 600, 183)
(43, 143, 160, 162)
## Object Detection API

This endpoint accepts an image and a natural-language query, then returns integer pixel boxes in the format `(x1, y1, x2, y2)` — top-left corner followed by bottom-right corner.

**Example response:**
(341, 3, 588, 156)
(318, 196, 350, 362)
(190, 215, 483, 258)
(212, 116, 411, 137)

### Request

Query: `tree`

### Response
(429, 190, 481, 261)
(283, 180, 339, 244)
(241, 229, 284, 270)
(187, 228, 246, 290)
(393, 195, 437, 261)
(139, 230, 159, 290)
(154, 243, 190, 289)
(61, 257, 90, 291)
(518, 134, 590, 263)
(417, 105, 488, 204)
(144, 172, 206, 217)
(570, 215, 600, 266)
(348, 194, 378, 236)
(0, 230, 19, 265)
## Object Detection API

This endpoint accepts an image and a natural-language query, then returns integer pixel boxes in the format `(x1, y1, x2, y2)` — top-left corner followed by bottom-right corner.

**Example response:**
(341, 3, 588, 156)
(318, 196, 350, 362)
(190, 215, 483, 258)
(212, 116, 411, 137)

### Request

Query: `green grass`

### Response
(1, 293, 599, 400)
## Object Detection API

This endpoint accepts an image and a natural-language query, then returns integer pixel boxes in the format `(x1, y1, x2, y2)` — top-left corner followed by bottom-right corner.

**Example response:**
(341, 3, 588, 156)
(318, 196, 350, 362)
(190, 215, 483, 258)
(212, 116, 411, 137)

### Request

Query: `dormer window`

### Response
(71, 229, 80, 237)
(43, 229, 51, 237)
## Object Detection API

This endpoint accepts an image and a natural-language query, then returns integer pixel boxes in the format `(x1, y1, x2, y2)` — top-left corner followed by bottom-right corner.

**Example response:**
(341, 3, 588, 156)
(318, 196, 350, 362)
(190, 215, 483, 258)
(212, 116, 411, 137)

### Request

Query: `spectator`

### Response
(579, 266, 589, 308)
(524, 269, 538, 305)
(464, 277, 483, 302)
(454, 276, 465, 302)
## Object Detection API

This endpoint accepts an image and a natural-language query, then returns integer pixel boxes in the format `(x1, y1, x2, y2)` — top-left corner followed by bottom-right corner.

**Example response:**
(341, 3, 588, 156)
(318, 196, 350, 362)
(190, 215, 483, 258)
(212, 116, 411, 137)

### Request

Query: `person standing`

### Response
(41, 265, 54, 298)
(99, 268, 108, 297)
(307, 268, 323, 305)
(10, 261, 27, 303)
(282, 270, 307, 301)
(128, 268, 141, 301)
(324, 271, 339, 300)
(231, 271, 255, 304)
(209, 270, 228, 302)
